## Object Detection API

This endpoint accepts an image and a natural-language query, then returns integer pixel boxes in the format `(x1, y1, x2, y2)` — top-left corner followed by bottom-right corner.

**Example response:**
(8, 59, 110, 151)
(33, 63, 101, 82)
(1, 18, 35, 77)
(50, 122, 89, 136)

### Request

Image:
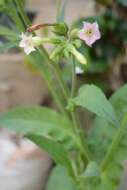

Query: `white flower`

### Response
(19, 33, 36, 55)
(75, 66, 84, 74)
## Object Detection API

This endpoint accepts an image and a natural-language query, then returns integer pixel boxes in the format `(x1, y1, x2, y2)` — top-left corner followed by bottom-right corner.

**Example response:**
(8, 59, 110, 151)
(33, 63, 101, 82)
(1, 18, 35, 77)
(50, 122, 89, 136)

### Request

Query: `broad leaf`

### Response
(81, 161, 100, 179)
(0, 106, 76, 149)
(88, 84, 127, 161)
(88, 84, 127, 189)
(0, 1, 25, 31)
(46, 165, 77, 190)
(72, 84, 118, 126)
(27, 134, 71, 168)
(110, 84, 127, 121)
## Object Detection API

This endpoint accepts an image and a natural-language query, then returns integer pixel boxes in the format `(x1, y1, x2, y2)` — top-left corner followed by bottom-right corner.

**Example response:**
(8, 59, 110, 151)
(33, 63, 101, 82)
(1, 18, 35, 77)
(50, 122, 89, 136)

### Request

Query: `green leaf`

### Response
(110, 84, 127, 121)
(88, 84, 127, 161)
(89, 84, 127, 159)
(0, 26, 19, 41)
(81, 162, 100, 179)
(0, 0, 5, 6)
(97, 173, 117, 190)
(72, 84, 118, 126)
(0, 106, 77, 149)
(80, 85, 127, 190)
(46, 165, 77, 190)
(106, 162, 123, 180)
(88, 117, 115, 162)
(0, 1, 25, 31)
(27, 134, 71, 168)
(91, 113, 127, 189)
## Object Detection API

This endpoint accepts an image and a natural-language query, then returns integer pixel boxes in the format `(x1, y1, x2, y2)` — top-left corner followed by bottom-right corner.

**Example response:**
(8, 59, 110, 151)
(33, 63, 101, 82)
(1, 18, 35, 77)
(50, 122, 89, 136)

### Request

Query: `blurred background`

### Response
(0, 0, 127, 189)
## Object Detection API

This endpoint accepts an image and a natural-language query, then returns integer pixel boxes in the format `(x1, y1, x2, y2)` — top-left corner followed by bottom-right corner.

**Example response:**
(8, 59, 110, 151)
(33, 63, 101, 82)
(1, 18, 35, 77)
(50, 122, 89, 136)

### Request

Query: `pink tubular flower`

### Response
(78, 22, 101, 47)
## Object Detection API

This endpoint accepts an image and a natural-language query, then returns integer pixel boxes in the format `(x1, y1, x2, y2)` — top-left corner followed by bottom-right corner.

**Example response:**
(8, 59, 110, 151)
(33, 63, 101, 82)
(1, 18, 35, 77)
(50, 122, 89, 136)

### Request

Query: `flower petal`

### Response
(24, 46, 36, 55)
(78, 21, 101, 47)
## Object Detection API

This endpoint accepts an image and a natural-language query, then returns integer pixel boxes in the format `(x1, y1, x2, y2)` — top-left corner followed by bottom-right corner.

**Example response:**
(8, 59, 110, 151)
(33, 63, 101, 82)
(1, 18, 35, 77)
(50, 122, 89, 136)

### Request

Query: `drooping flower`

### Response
(19, 33, 36, 55)
(75, 66, 84, 74)
(78, 22, 101, 47)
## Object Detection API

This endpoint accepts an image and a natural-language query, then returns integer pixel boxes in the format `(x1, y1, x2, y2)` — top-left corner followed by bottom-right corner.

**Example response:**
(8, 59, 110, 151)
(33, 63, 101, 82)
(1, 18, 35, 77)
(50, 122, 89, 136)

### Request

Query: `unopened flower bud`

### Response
(53, 22, 68, 36)
(70, 28, 79, 38)
(69, 45, 87, 65)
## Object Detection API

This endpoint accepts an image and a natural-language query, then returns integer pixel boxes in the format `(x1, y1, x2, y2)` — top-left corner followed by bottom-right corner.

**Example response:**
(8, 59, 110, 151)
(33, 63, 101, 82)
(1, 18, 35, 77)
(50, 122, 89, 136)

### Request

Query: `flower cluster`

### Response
(19, 22, 101, 66)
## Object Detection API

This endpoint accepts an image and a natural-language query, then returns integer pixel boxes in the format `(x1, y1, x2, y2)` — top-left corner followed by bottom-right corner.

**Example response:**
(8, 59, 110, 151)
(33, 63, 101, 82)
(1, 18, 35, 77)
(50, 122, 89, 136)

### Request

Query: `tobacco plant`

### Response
(0, 1, 127, 190)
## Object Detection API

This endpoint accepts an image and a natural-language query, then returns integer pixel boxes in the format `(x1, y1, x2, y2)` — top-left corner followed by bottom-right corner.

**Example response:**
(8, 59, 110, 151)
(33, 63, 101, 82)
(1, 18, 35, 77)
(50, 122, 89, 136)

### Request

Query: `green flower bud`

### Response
(69, 45, 87, 65)
(70, 28, 79, 38)
(53, 22, 68, 36)
(32, 37, 62, 46)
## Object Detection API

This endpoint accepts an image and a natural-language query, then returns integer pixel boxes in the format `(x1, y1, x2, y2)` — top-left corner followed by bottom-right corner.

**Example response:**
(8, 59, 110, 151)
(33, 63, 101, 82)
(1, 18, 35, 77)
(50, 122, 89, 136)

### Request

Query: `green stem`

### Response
(56, 0, 61, 22)
(101, 115, 127, 171)
(54, 62, 69, 100)
(14, 0, 31, 27)
(37, 48, 68, 115)
(71, 111, 91, 163)
(10, 1, 25, 31)
(42, 72, 66, 115)
(71, 56, 76, 98)
(38, 46, 69, 102)
(70, 57, 91, 163)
